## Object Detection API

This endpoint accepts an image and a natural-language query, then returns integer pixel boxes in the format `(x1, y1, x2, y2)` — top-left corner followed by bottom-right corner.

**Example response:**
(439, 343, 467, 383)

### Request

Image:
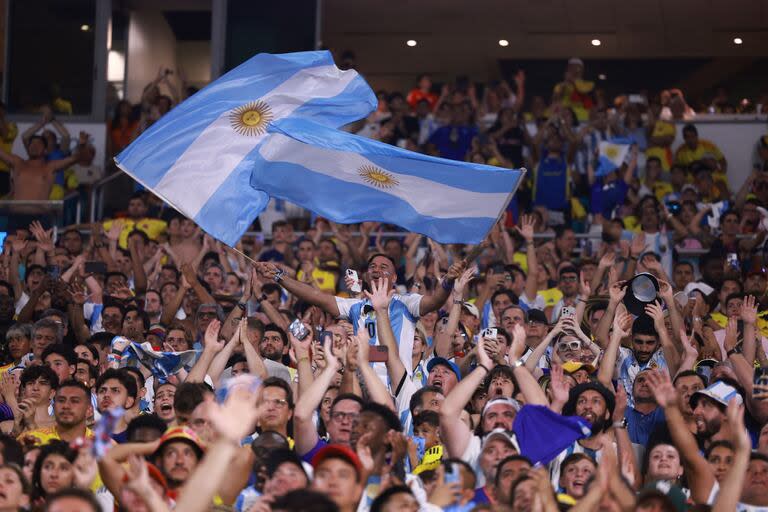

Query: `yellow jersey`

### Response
(103, 218, 168, 249)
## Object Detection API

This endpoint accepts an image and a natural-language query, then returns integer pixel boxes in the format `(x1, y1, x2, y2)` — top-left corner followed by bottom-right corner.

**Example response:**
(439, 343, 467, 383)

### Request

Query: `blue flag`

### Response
(116, 50, 523, 244)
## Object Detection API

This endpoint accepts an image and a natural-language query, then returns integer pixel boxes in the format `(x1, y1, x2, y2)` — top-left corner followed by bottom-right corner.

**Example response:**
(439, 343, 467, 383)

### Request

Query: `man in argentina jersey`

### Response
(550, 382, 616, 487)
(256, 254, 467, 375)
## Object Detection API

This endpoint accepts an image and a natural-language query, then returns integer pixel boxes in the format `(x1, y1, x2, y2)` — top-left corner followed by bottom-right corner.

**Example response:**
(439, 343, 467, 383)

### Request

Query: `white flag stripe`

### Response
(259, 134, 511, 219)
(154, 65, 360, 218)
(598, 141, 630, 167)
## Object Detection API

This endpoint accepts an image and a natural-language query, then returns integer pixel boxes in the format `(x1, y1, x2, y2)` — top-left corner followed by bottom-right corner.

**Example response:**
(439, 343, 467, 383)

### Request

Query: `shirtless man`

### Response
(0, 131, 87, 200)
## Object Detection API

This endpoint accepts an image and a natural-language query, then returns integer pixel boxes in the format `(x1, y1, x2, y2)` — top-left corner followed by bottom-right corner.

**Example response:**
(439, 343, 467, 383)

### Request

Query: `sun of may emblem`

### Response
(230, 100, 273, 136)
(358, 165, 399, 189)
(605, 146, 619, 159)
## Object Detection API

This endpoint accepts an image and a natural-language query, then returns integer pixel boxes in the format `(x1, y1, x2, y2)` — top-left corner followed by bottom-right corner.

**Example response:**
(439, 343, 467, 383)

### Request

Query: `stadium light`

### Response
(591, 39, 601, 46)
(406, 39, 417, 47)
(733, 37, 743, 45)
(498, 39, 509, 47)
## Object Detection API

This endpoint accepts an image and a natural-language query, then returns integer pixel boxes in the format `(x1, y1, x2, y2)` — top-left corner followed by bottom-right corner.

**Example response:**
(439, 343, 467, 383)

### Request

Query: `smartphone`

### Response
(561, 306, 575, 318)
(46, 265, 61, 279)
(726, 253, 740, 271)
(480, 328, 498, 340)
(346, 269, 361, 293)
(369, 345, 388, 363)
(84, 261, 107, 275)
(288, 319, 309, 341)
(755, 368, 768, 400)
(318, 330, 333, 347)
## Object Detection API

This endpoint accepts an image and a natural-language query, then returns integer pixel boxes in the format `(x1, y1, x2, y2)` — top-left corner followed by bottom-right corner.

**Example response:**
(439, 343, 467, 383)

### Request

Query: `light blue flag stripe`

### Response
(248, 119, 523, 244)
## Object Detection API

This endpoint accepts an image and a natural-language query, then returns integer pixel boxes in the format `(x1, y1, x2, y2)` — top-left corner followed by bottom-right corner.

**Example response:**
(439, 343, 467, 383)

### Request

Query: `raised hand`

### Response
(680, 328, 699, 360)
(453, 266, 476, 300)
(598, 251, 616, 270)
(725, 398, 750, 451)
(644, 301, 666, 330)
(476, 334, 495, 371)
(203, 319, 225, 352)
(630, 232, 646, 258)
(549, 364, 571, 406)
(741, 295, 758, 325)
(612, 310, 633, 339)
(613, 383, 628, 422)
(609, 280, 627, 304)
(514, 214, 535, 243)
(72, 444, 98, 489)
(29, 221, 54, 252)
(10, 234, 27, 255)
(363, 278, 394, 312)
(444, 259, 467, 281)
(658, 279, 674, 304)
(645, 369, 678, 408)
(205, 381, 264, 443)
(508, 323, 527, 362)
(579, 270, 591, 298)
(105, 220, 124, 243)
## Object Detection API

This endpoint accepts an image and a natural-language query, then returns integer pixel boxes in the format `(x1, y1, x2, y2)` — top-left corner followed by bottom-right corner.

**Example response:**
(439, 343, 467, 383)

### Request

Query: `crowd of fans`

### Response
(0, 56, 764, 511)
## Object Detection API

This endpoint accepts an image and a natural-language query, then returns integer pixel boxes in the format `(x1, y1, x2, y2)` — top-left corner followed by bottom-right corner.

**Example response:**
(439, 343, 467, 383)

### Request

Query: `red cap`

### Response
(311, 444, 363, 479)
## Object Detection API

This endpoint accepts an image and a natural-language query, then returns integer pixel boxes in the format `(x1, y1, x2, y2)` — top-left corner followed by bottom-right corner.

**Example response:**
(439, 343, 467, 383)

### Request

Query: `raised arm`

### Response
(440, 336, 495, 458)
(185, 319, 226, 384)
(646, 370, 717, 504)
(256, 262, 340, 317)
(419, 259, 467, 316)
(293, 336, 340, 455)
(508, 324, 548, 405)
(355, 331, 395, 409)
(645, 301, 680, 377)
(597, 310, 633, 387)
(595, 280, 626, 349)
(713, 401, 750, 511)
(366, 278, 406, 387)
(515, 215, 539, 303)
(180, 263, 216, 306)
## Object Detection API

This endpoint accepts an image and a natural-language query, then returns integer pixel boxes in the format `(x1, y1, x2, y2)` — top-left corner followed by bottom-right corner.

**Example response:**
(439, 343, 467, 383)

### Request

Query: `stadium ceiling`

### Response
(322, 0, 768, 78)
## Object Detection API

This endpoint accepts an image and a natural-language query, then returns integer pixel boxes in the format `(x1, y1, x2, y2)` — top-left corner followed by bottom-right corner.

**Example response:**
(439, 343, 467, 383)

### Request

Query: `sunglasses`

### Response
(557, 340, 581, 352)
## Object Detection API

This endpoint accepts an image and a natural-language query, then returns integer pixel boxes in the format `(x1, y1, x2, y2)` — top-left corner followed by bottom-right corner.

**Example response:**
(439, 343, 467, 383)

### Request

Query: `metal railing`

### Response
(0, 191, 83, 228)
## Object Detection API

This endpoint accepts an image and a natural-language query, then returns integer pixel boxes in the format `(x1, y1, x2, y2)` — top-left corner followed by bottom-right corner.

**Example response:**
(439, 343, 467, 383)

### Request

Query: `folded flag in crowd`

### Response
(513, 404, 592, 465)
(110, 336, 197, 380)
(92, 407, 125, 458)
(116, 50, 523, 245)
(595, 137, 633, 177)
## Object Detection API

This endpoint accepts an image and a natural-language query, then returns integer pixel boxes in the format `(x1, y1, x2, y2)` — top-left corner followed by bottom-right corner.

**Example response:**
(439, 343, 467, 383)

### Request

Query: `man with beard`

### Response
(551, 380, 616, 486)
(673, 370, 706, 434)
(153, 426, 205, 491)
(441, 326, 546, 487)
(21, 380, 92, 445)
(256, 254, 466, 375)
(96, 368, 138, 443)
(691, 380, 744, 450)
(624, 369, 666, 446)
(260, 324, 288, 366)
(99, 303, 124, 335)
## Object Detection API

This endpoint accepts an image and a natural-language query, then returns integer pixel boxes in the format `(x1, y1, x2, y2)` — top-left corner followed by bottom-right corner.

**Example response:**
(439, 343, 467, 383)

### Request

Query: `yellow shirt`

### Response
(103, 218, 168, 249)
(539, 288, 563, 308)
(674, 140, 724, 167)
(646, 120, 676, 171)
(0, 122, 18, 173)
(296, 266, 337, 294)
(18, 425, 95, 446)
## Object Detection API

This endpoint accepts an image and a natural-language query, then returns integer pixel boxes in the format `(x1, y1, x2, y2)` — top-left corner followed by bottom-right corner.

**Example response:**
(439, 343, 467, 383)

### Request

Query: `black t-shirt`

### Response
(496, 126, 525, 167)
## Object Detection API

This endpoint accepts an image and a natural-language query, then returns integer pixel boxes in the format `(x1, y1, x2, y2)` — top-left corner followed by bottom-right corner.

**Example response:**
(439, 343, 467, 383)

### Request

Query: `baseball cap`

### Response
(684, 281, 715, 297)
(690, 381, 743, 410)
(461, 302, 480, 319)
(526, 309, 549, 326)
(482, 397, 521, 417)
(481, 428, 519, 452)
(561, 361, 596, 374)
(427, 357, 462, 382)
(154, 426, 205, 459)
(311, 444, 363, 480)
(568, 57, 584, 67)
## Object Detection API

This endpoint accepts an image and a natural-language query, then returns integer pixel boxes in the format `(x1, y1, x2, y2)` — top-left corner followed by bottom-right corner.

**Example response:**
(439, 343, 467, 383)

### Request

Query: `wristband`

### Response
(273, 269, 285, 283)
(413, 282, 422, 289)
(612, 418, 627, 429)
(237, 302, 247, 311)
(297, 356, 310, 365)
(727, 347, 741, 357)
(453, 298, 463, 305)
(257, 293, 268, 302)
(478, 363, 491, 374)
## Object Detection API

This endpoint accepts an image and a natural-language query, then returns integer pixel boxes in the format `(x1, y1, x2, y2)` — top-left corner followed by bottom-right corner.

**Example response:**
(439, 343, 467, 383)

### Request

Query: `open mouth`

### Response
(432, 378, 443, 389)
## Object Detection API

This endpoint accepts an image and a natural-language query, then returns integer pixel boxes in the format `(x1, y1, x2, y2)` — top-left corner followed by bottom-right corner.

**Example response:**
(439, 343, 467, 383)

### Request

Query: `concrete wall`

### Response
(176, 41, 211, 88)
(125, 10, 178, 104)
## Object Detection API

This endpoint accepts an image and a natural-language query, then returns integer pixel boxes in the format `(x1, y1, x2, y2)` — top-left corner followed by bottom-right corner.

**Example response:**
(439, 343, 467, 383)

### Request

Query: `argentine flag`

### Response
(117, 51, 523, 245)
(595, 137, 632, 177)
